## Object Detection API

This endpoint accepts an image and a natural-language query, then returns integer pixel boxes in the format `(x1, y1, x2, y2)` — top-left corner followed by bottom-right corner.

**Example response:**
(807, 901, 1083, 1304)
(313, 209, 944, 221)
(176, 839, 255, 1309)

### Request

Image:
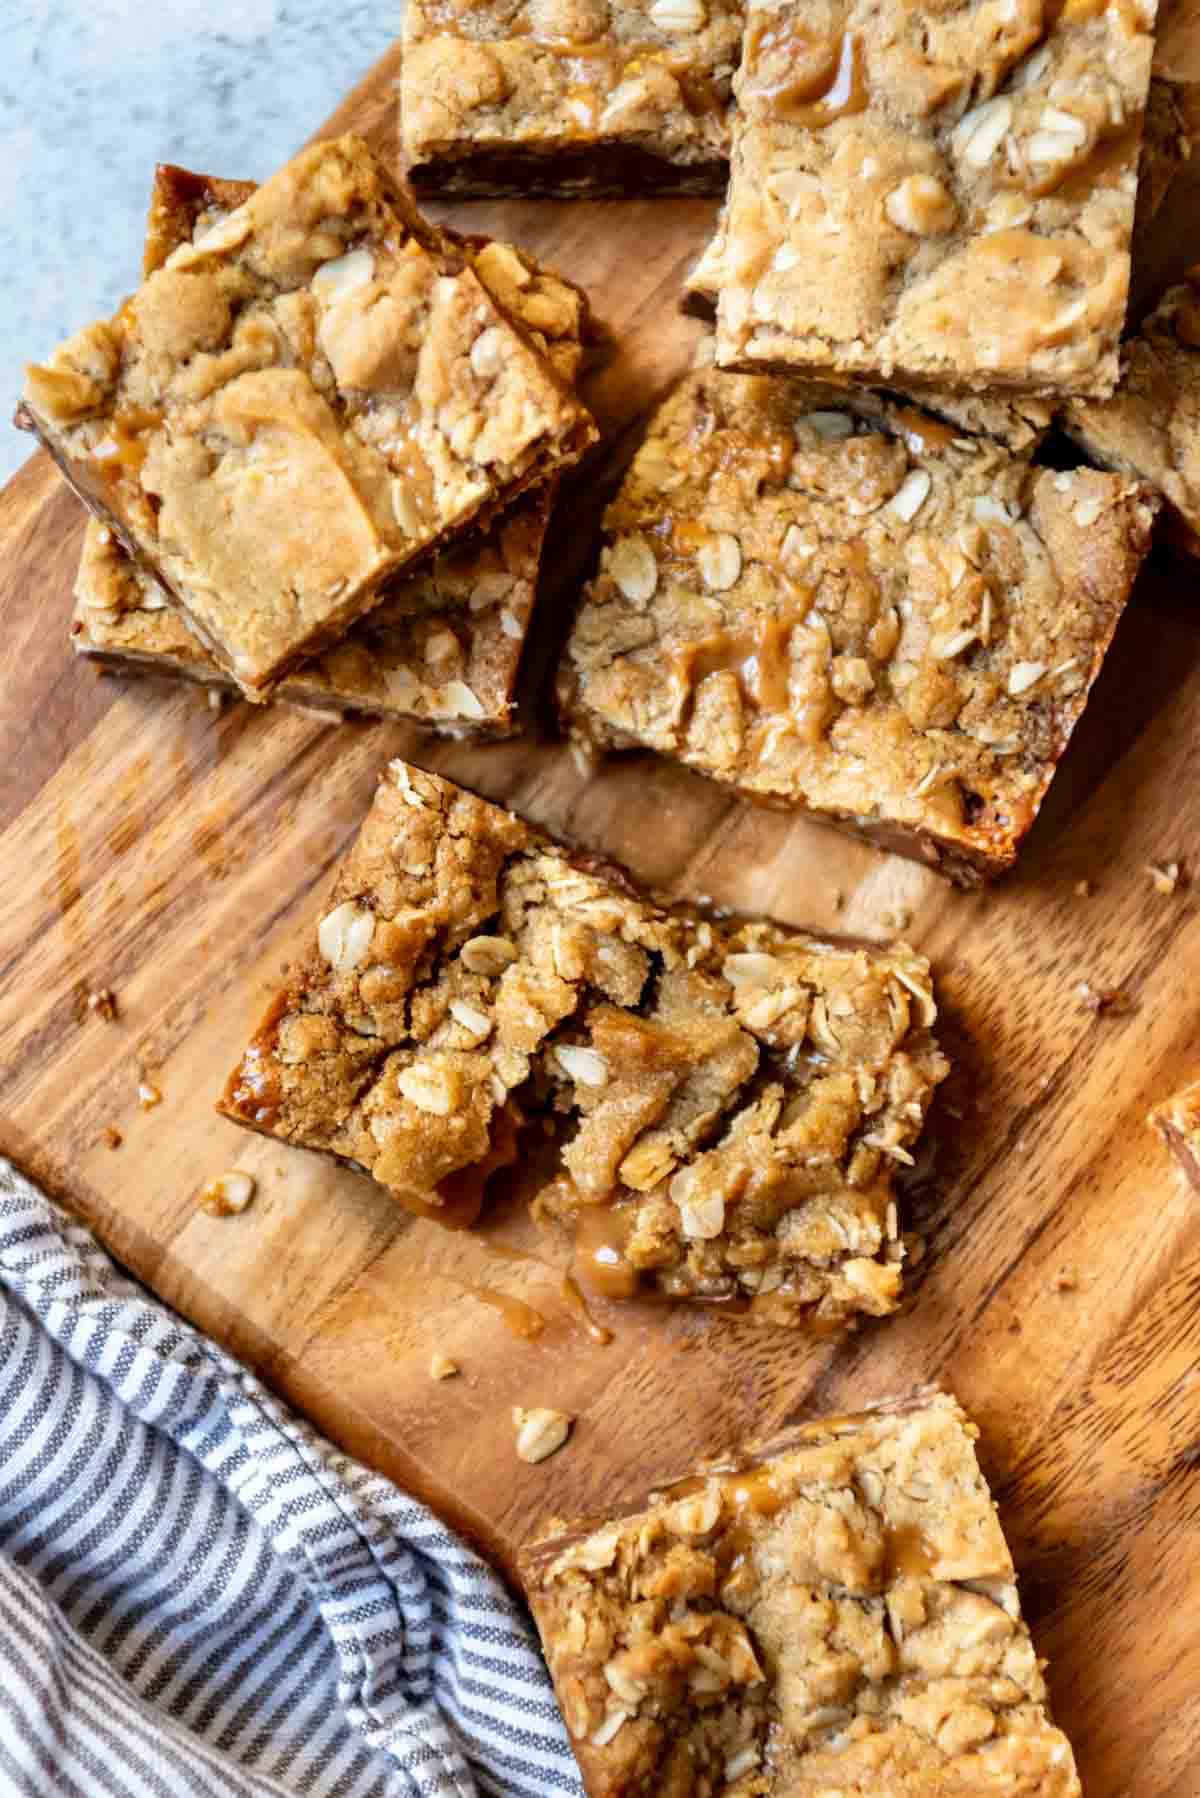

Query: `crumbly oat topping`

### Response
(219, 761, 948, 1328)
(402, 0, 742, 195)
(69, 165, 594, 733)
(558, 352, 1157, 883)
(1063, 264, 1200, 560)
(520, 1391, 1080, 1798)
(714, 0, 1158, 397)
(22, 135, 594, 696)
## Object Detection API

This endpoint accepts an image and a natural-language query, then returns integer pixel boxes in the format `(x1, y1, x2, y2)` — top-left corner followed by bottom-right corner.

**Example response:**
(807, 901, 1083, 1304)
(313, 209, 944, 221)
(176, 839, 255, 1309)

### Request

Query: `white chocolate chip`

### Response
(608, 534, 658, 603)
(1072, 494, 1103, 528)
(312, 247, 375, 296)
(883, 174, 956, 236)
(513, 1406, 573, 1463)
(556, 1045, 610, 1087)
(889, 469, 931, 523)
(697, 532, 742, 591)
(1008, 661, 1046, 696)
(198, 1171, 256, 1216)
(469, 327, 506, 378)
(318, 900, 375, 973)
(499, 608, 523, 638)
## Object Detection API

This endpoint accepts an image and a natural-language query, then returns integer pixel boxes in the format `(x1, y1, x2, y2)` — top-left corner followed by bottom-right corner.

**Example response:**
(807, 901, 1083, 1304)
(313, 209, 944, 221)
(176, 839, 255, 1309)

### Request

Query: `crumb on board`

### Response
(1078, 983, 1133, 1015)
(87, 987, 118, 1022)
(1051, 1268, 1078, 1293)
(430, 1353, 460, 1380)
(513, 1407, 573, 1464)
(1073, 878, 1092, 898)
(101, 1126, 123, 1151)
(1147, 860, 1183, 896)
(198, 1172, 256, 1216)
(137, 1079, 162, 1110)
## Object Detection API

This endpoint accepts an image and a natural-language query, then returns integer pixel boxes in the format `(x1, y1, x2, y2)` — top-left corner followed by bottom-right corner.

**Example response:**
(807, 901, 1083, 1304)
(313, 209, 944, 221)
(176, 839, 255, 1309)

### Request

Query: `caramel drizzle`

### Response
(745, 25, 868, 127)
(90, 407, 163, 483)
(671, 603, 813, 732)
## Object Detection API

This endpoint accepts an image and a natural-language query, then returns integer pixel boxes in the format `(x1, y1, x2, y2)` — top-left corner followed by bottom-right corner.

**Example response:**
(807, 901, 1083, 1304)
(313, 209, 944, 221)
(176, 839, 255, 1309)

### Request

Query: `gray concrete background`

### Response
(1, 1, 397, 482)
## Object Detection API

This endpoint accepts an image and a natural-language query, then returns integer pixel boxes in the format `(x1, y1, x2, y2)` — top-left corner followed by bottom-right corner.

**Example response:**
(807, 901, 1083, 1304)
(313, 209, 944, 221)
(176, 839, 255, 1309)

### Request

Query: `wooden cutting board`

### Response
(4, 38, 1200, 1796)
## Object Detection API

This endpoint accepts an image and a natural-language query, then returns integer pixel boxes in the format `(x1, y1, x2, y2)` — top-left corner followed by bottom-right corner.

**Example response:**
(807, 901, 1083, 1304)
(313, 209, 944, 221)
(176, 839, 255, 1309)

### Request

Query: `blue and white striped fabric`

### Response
(0, 1157, 583, 1798)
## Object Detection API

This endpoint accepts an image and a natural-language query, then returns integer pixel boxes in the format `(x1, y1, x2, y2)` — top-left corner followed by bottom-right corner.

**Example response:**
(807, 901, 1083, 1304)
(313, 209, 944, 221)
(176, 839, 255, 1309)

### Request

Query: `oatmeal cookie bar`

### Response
(713, 0, 1158, 399)
(71, 165, 593, 736)
(219, 760, 947, 1328)
(72, 496, 552, 735)
(559, 353, 1158, 885)
(401, 0, 742, 197)
(1061, 267, 1200, 562)
(1149, 1075, 1200, 1190)
(519, 1389, 1081, 1798)
(682, 226, 1054, 452)
(18, 135, 595, 699)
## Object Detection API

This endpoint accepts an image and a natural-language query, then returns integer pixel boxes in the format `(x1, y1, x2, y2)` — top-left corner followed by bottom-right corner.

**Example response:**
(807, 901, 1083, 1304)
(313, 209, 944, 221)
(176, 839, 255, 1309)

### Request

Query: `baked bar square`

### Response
(682, 212, 1055, 452)
(714, 0, 1158, 398)
(559, 352, 1157, 884)
(72, 495, 551, 735)
(70, 164, 594, 736)
(519, 1390, 1081, 1798)
(401, 0, 741, 197)
(219, 760, 948, 1329)
(20, 135, 595, 698)
(1149, 1075, 1200, 1191)
(1062, 267, 1200, 562)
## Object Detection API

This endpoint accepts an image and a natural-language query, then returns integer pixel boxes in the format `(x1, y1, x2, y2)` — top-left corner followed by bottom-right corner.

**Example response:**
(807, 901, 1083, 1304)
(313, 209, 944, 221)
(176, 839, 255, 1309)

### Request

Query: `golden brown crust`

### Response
(520, 1391, 1081, 1798)
(22, 135, 595, 698)
(219, 760, 948, 1328)
(558, 351, 1158, 884)
(714, 0, 1158, 399)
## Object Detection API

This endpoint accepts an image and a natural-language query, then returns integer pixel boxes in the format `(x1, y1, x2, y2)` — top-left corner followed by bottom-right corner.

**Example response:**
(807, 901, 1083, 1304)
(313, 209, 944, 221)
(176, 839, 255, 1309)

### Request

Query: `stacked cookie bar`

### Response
(21, 137, 599, 733)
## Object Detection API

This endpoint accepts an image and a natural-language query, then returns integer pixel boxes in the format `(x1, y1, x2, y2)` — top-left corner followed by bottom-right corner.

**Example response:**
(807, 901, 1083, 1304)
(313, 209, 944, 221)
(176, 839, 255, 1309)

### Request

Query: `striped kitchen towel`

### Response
(0, 1156, 582, 1798)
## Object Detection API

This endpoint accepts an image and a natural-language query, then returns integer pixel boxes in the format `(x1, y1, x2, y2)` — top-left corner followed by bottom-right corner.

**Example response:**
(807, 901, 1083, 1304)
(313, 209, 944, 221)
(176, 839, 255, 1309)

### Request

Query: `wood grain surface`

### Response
(4, 37, 1200, 1798)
